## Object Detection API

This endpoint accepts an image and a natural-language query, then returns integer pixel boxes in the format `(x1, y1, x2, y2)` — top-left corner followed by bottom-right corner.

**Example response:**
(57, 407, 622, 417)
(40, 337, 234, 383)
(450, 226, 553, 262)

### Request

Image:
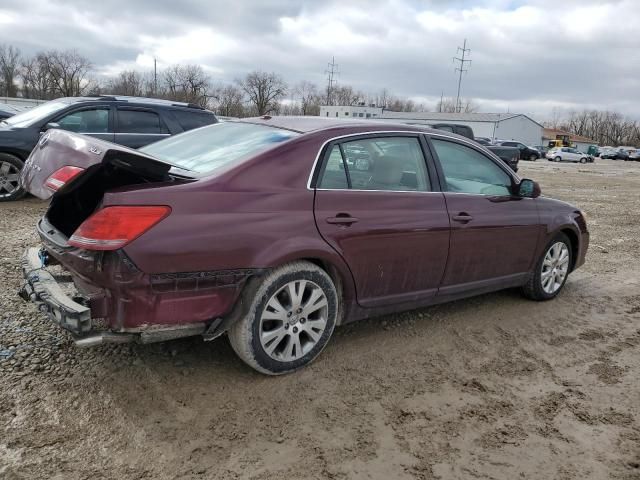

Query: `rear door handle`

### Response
(326, 214, 359, 225)
(452, 213, 473, 223)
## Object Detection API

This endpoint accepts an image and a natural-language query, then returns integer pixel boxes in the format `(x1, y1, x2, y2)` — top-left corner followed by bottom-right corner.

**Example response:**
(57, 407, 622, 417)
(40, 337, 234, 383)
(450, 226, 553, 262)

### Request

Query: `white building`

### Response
(374, 111, 543, 146)
(320, 105, 384, 119)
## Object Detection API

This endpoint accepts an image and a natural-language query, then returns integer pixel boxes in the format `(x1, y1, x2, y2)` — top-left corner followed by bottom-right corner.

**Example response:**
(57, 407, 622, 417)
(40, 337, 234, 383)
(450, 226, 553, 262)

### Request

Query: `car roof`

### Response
(236, 115, 444, 135)
(56, 95, 213, 112)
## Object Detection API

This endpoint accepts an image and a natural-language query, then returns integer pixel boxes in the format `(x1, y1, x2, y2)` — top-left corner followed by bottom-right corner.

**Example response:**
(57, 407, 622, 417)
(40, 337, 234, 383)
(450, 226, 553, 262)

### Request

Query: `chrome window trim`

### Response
(307, 130, 427, 191)
(306, 130, 520, 191)
(315, 188, 442, 194)
(114, 132, 171, 136)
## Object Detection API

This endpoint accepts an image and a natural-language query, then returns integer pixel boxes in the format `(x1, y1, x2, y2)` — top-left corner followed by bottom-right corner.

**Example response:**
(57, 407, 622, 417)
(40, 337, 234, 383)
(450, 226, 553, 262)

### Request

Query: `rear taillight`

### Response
(68, 206, 171, 251)
(45, 166, 85, 191)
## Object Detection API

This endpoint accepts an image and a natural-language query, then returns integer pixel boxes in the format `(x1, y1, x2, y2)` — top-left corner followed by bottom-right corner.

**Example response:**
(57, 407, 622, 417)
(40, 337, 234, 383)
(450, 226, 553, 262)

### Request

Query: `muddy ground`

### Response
(1, 158, 639, 479)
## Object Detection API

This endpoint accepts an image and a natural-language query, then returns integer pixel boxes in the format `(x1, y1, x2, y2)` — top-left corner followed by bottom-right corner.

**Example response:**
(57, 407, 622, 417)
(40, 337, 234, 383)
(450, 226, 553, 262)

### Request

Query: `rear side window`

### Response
(172, 110, 217, 131)
(318, 146, 349, 189)
(318, 137, 430, 192)
(117, 109, 168, 134)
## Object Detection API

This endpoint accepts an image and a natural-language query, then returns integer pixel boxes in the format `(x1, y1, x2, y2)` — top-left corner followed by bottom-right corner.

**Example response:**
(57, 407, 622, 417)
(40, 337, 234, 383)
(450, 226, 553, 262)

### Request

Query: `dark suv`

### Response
(0, 95, 217, 201)
(498, 141, 540, 161)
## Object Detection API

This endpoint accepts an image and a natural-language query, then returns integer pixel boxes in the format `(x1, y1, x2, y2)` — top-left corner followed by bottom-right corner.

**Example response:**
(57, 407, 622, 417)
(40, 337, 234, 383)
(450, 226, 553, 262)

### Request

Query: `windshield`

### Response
(1, 101, 69, 128)
(140, 122, 300, 174)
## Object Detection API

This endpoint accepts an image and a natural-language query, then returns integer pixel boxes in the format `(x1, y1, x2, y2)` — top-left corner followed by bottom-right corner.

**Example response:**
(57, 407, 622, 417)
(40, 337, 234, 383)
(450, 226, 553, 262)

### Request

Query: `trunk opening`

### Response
(47, 159, 184, 238)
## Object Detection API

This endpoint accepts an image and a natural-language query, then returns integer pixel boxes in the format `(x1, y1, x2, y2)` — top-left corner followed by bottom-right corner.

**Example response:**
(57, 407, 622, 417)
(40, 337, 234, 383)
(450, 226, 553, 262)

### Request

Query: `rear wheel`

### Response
(579, 157, 587, 163)
(0, 153, 25, 202)
(522, 233, 572, 301)
(529, 154, 537, 161)
(228, 261, 338, 375)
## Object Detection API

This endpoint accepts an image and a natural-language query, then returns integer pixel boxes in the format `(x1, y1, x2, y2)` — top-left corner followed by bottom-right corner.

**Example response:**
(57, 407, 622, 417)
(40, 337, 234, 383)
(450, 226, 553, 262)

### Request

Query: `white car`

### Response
(546, 147, 589, 163)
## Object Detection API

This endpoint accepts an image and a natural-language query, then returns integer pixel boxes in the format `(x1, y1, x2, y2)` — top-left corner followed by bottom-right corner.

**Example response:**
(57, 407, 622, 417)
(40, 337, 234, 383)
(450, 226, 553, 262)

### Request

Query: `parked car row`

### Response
(0, 96, 218, 201)
(546, 147, 592, 163)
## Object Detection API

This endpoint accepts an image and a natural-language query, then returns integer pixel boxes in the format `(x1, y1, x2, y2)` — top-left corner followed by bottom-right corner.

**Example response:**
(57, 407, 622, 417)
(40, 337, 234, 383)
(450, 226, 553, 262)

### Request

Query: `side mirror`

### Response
(43, 122, 60, 131)
(518, 178, 541, 198)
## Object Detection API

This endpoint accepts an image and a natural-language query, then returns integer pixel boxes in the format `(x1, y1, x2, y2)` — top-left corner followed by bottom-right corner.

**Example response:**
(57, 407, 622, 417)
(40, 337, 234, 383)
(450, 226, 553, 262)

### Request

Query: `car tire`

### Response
(228, 261, 339, 375)
(579, 157, 587, 163)
(554, 156, 561, 162)
(0, 153, 26, 202)
(529, 154, 537, 161)
(522, 232, 572, 301)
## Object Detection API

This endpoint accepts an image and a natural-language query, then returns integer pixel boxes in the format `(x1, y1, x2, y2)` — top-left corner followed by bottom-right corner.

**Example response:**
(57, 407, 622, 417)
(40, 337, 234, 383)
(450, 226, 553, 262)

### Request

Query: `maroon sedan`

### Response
(19, 117, 589, 374)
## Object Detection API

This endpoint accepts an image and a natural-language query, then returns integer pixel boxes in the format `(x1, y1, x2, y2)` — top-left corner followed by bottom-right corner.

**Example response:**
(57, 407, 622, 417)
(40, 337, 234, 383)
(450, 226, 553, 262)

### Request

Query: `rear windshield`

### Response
(140, 122, 299, 173)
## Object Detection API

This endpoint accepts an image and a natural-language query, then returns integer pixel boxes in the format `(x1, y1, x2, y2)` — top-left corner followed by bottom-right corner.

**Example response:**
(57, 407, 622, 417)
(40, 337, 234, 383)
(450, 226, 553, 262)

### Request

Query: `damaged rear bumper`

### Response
(19, 246, 207, 347)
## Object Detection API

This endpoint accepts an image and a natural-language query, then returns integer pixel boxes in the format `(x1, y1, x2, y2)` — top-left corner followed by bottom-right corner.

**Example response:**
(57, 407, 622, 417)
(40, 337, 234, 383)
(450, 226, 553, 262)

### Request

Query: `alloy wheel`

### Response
(541, 242, 570, 294)
(0, 161, 20, 199)
(259, 280, 329, 362)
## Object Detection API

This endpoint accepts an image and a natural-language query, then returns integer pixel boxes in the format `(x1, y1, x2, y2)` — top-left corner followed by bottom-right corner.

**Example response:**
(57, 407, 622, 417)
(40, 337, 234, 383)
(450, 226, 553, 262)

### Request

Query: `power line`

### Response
(325, 56, 339, 105)
(453, 39, 471, 113)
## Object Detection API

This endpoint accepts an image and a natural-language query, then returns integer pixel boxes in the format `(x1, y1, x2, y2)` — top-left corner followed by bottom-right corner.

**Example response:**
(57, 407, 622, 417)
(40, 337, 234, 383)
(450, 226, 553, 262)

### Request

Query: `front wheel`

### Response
(228, 261, 338, 375)
(529, 154, 537, 161)
(522, 233, 572, 301)
(554, 156, 562, 162)
(0, 153, 25, 202)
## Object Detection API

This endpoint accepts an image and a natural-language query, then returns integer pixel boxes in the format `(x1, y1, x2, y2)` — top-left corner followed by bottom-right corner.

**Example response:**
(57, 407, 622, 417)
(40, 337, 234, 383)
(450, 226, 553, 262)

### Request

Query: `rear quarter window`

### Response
(172, 110, 218, 131)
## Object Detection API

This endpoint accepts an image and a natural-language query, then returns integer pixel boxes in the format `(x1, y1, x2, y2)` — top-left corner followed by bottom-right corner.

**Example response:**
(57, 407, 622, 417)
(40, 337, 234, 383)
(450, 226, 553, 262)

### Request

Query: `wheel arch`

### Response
(560, 227, 579, 272)
(255, 246, 357, 326)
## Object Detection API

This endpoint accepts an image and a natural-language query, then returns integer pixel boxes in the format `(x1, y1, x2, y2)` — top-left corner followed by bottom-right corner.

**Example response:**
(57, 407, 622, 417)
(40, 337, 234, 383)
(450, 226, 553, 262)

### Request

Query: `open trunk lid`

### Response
(20, 129, 190, 200)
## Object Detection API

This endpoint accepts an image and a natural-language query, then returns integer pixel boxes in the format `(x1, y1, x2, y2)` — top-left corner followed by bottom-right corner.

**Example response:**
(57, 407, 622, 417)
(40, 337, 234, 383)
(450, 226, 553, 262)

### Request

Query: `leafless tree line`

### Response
(0, 42, 436, 117)
(545, 108, 640, 147)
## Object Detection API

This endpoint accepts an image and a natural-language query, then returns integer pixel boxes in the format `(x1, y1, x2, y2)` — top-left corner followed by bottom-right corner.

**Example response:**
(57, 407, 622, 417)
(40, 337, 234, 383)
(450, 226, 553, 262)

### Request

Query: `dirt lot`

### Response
(1, 158, 639, 479)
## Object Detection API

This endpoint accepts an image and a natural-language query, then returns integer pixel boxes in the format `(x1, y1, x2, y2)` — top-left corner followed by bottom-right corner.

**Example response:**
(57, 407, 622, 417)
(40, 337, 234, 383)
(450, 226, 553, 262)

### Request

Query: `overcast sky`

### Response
(0, 0, 639, 121)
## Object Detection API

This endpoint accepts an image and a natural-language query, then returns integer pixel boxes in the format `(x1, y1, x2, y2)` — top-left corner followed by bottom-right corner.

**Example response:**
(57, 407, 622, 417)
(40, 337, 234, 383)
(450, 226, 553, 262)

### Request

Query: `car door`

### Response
(51, 106, 114, 142)
(114, 107, 171, 148)
(313, 134, 451, 308)
(427, 136, 541, 294)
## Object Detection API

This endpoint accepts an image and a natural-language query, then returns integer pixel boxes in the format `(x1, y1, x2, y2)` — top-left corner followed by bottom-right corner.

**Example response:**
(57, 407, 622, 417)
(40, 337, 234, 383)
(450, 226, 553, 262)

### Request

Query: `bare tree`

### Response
(0, 44, 20, 97)
(330, 85, 363, 106)
(293, 80, 321, 116)
(237, 71, 287, 115)
(20, 54, 55, 99)
(105, 70, 144, 96)
(40, 50, 93, 97)
(163, 64, 211, 105)
(210, 84, 245, 117)
(436, 96, 477, 113)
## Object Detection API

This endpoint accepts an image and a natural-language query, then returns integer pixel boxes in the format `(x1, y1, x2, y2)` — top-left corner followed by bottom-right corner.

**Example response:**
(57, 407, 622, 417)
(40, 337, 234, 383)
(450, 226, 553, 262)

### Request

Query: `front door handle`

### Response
(452, 213, 473, 223)
(326, 214, 359, 226)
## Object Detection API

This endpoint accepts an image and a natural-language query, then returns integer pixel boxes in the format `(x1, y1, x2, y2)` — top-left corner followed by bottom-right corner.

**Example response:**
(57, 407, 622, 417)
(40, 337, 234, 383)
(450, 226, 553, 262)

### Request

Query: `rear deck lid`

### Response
(20, 129, 191, 200)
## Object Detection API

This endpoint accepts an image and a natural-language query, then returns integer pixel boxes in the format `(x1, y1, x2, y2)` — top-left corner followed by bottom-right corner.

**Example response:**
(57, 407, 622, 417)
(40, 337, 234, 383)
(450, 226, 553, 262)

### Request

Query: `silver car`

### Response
(546, 147, 589, 163)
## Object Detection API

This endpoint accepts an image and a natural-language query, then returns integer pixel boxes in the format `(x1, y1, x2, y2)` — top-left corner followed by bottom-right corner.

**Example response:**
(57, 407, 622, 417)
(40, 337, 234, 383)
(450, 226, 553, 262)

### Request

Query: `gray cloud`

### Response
(0, 0, 639, 120)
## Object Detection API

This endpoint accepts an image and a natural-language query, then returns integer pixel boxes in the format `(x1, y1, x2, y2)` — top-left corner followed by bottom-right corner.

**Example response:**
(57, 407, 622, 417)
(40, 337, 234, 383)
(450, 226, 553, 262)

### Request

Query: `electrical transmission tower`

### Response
(453, 39, 471, 113)
(325, 56, 339, 105)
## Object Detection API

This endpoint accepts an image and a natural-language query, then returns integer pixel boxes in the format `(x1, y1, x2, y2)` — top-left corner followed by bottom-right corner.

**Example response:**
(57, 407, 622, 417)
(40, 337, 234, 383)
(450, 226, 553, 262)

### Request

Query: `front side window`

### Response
(117, 109, 168, 134)
(430, 139, 512, 196)
(56, 108, 109, 133)
(318, 136, 430, 192)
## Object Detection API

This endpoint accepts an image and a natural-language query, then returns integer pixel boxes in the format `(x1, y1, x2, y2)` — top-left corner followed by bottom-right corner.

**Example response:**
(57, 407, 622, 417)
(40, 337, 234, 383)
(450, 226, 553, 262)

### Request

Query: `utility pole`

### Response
(453, 39, 471, 113)
(325, 56, 338, 105)
(153, 58, 158, 96)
